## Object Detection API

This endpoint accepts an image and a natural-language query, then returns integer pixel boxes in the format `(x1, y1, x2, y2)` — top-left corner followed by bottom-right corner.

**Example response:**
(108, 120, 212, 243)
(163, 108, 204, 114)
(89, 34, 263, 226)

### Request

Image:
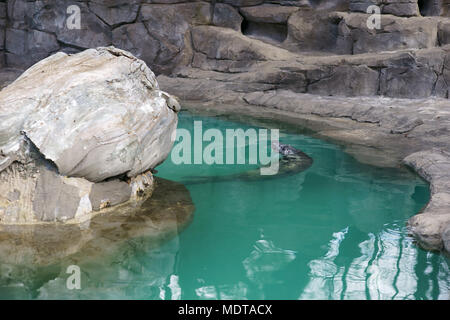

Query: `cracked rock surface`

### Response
(0, 47, 179, 224)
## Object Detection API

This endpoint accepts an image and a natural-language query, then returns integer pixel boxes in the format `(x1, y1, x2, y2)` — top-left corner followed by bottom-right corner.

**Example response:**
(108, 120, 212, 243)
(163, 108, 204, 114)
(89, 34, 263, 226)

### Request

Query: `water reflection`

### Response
(0, 178, 194, 299)
(243, 239, 296, 286)
(195, 282, 249, 300)
(300, 227, 450, 300)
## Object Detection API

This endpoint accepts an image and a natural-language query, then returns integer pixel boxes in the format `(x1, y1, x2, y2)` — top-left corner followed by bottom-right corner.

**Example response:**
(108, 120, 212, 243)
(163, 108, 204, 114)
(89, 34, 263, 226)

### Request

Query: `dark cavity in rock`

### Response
(241, 20, 288, 43)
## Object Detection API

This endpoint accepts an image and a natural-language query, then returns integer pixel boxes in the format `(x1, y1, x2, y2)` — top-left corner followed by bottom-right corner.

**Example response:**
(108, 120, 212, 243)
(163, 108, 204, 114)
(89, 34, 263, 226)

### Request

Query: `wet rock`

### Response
(1, 177, 193, 298)
(0, 47, 179, 224)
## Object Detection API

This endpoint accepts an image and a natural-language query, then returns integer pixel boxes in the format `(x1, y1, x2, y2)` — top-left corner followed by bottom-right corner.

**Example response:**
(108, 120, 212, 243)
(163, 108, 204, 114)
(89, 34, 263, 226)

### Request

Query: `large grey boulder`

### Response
(0, 47, 180, 224)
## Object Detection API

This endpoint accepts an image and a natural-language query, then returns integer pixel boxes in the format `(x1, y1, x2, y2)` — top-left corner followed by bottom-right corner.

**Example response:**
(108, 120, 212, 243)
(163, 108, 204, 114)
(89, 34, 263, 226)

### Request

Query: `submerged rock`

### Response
(0, 47, 180, 224)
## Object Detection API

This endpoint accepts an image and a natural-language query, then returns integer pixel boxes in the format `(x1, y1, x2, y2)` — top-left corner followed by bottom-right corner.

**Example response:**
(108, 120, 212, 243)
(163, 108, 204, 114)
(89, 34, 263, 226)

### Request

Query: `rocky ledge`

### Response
(0, 47, 180, 224)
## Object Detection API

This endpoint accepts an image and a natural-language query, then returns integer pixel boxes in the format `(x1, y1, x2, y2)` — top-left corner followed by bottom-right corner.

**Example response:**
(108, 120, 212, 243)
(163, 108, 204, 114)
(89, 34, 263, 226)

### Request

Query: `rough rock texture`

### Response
(240, 4, 300, 23)
(0, 47, 180, 224)
(174, 43, 450, 98)
(0, 0, 450, 250)
(213, 3, 243, 31)
(285, 11, 441, 54)
(404, 150, 450, 251)
(350, 0, 420, 17)
(438, 19, 450, 44)
(0, 0, 448, 99)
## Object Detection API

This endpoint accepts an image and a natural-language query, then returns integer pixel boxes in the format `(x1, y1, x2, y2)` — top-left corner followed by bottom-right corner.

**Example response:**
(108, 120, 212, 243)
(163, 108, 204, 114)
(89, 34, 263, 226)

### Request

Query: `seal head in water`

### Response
(180, 141, 313, 184)
(271, 141, 313, 175)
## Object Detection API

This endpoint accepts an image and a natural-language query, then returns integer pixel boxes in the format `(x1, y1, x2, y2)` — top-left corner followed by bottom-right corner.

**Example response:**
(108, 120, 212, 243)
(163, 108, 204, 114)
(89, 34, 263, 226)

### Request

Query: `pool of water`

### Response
(0, 111, 448, 300)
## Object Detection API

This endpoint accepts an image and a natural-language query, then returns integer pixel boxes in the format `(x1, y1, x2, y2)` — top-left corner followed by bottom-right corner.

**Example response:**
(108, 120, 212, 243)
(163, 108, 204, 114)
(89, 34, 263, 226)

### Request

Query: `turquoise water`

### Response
(154, 112, 448, 300)
(0, 111, 448, 299)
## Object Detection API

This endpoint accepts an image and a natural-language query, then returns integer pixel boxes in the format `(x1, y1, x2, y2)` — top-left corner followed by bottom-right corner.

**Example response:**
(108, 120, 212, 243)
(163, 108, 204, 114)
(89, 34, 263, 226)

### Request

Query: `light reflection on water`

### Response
(300, 228, 449, 300)
(154, 112, 448, 300)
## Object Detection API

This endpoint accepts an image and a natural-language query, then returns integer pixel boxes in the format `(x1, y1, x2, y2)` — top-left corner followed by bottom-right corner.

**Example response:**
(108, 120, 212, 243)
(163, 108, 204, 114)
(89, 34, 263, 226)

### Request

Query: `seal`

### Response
(270, 141, 313, 176)
(181, 142, 313, 185)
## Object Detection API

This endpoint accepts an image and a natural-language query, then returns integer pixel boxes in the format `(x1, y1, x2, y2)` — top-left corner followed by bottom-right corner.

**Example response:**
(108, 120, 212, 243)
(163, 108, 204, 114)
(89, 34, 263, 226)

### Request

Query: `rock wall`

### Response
(0, 0, 449, 99)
